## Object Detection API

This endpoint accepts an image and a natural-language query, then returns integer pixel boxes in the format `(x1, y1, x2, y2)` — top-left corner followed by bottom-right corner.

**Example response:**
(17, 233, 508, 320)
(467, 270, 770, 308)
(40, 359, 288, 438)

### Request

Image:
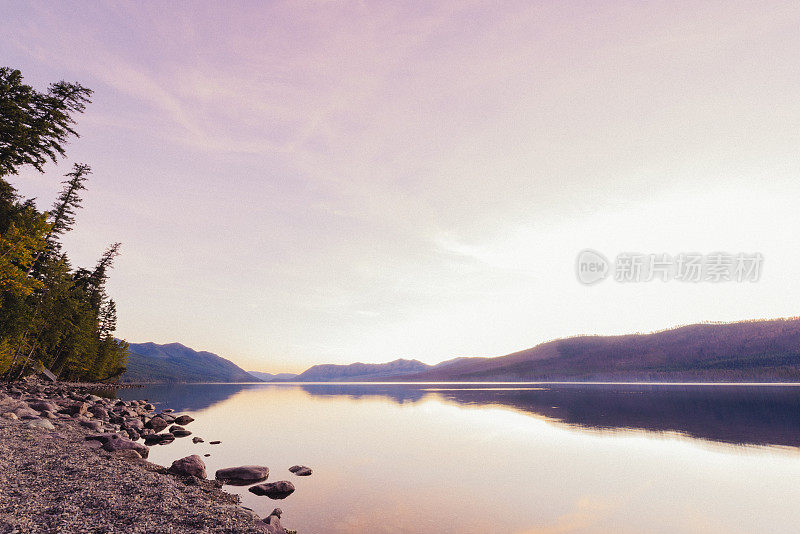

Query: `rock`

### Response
(86, 433, 150, 459)
(1, 412, 18, 420)
(122, 418, 144, 431)
(167, 454, 207, 478)
(88, 405, 108, 419)
(173, 415, 194, 425)
(249, 481, 295, 499)
(204, 454, 211, 457)
(79, 419, 103, 432)
(263, 508, 288, 534)
(192, 437, 204, 443)
(215, 465, 269, 485)
(144, 416, 168, 432)
(64, 402, 88, 417)
(209, 440, 221, 445)
(14, 407, 41, 419)
(143, 403, 155, 411)
(172, 429, 192, 438)
(28, 401, 57, 412)
(161, 408, 174, 413)
(143, 433, 175, 446)
(288, 465, 312, 476)
(26, 419, 55, 431)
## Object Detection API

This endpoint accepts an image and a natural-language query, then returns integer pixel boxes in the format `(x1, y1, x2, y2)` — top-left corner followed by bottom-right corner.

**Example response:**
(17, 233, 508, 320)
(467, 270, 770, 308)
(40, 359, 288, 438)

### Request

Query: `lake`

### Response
(118, 383, 800, 533)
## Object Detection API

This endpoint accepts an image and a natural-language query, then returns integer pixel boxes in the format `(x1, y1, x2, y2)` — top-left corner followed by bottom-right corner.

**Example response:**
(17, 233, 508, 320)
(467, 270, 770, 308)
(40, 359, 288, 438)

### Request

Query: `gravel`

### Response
(0, 382, 276, 533)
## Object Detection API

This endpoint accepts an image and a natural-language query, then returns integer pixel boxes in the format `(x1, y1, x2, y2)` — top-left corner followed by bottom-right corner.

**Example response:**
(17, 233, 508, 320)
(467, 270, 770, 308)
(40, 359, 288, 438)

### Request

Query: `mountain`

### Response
(122, 342, 261, 383)
(292, 358, 430, 382)
(247, 371, 298, 382)
(402, 317, 800, 382)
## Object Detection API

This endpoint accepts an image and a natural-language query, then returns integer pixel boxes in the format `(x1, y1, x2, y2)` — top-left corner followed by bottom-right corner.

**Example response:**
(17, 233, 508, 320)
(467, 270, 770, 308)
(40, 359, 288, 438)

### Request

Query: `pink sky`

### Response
(3, 1, 800, 372)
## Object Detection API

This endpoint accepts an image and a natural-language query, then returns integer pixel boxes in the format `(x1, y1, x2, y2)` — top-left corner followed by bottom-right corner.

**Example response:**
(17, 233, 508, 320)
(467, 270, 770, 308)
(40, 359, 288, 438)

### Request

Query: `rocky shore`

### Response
(0, 380, 294, 533)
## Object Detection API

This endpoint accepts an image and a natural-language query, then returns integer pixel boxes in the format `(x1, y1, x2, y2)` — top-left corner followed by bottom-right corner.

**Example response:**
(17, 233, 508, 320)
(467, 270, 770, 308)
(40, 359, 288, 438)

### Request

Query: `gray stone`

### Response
(86, 433, 150, 459)
(249, 481, 295, 499)
(173, 415, 194, 425)
(79, 419, 103, 432)
(167, 454, 207, 478)
(28, 401, 57, 412)
(215, 465, 269, 485)
(88, 405, 109, 419)
(26, 419, 55, 431)
(192, 437, 204, 443)
(144, 416, 168, 433)
(64, 402, 88, 417)
(14, 407, 40, 419)
(288, 465, 312, 476)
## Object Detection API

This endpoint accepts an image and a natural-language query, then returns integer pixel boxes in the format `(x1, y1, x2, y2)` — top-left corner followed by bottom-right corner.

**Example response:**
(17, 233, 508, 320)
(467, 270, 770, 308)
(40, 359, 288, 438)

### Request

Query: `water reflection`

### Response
(118, 382, 800, 533)
(118, 383, 259, 412)
(301, 383, 800, 448)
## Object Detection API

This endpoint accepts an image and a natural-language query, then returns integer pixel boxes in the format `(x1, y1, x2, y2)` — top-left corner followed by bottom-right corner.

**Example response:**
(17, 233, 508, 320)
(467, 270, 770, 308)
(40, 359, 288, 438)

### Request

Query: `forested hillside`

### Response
(0, 67, 128, 381)
(122, 342, 259, 383)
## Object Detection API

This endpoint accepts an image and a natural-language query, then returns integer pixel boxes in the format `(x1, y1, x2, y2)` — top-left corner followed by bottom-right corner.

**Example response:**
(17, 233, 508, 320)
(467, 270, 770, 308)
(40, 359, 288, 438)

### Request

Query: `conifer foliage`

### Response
(0, 67, 128, 381)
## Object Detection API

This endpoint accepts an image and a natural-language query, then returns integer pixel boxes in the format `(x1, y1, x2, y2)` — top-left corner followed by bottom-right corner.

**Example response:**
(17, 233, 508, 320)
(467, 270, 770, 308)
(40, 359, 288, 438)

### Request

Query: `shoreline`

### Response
(0, 379, 293, 533)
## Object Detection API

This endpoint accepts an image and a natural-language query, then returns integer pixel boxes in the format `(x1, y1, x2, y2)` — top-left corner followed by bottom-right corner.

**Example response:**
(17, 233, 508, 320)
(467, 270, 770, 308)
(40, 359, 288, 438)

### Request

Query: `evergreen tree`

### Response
(0, 67, 92, 177)
(0, 67, 127, 382)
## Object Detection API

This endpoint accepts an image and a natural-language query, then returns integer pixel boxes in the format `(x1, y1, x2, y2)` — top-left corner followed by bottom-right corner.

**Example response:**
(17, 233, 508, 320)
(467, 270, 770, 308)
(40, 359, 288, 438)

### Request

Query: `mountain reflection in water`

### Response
(300, 383, 800, 448)
(118, 382, 800, 449)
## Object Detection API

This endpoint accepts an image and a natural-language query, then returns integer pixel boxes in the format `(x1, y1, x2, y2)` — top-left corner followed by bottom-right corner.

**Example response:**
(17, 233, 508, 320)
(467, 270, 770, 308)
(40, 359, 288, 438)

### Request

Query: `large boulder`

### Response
(249, 481, 295, 499)
(167, 455, 206, 478)
(173, 415, 194, 425)
(215, 465, 269, 485)
(144, 416, 168, 433)
(86, 433, 150, 459)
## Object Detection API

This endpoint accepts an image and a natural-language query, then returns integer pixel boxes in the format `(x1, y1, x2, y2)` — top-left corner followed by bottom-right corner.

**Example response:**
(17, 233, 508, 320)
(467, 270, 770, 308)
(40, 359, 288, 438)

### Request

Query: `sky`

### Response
(2, 1, 800, 373)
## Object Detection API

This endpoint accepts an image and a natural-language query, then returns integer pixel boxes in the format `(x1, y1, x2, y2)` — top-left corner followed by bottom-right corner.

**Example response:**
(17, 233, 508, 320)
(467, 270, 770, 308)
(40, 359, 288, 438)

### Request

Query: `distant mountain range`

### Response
(122, 317, 800, 383)
(247, 371, 298, 382)
(289, 358, 430, 382)
(401, 317, 800, 382)
(122, 342, 260, 383)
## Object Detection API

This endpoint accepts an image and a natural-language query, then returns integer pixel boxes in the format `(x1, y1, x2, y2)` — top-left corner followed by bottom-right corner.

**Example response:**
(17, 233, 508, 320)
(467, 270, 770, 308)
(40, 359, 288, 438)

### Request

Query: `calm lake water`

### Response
(118, 383, 800, 533)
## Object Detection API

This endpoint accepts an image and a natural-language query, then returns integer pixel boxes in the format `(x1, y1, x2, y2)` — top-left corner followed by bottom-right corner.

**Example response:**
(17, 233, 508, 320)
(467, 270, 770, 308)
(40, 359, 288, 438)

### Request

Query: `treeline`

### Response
(0, 67, 128, 381)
